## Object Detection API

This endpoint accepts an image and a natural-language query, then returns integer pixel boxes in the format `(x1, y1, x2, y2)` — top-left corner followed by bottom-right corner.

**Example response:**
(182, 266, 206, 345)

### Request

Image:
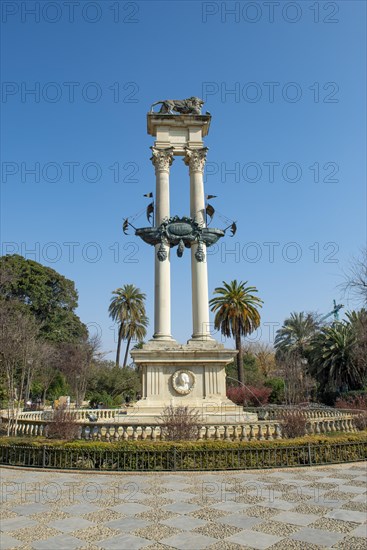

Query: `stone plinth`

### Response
(147, 114, 211, 154)
(130, 340, 257, 423)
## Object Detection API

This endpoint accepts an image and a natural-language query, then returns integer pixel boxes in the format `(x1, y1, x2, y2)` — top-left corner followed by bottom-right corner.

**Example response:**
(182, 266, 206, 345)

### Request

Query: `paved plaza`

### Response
(0, 462, 366, 550)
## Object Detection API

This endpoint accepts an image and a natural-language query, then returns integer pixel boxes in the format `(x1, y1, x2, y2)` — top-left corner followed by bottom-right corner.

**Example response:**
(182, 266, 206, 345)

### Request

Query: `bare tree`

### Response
(33, 342, 61, 405)
(276, 351, 315, 404)
(0, 302, 39, 434)
(59, 334, 100, 407)
(246, 342, 276, 378)
(339, 248, 367, 307)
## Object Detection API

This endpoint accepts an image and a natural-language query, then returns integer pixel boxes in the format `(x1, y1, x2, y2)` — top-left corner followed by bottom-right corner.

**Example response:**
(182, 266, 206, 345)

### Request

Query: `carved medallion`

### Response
(171, 369, 195, 395)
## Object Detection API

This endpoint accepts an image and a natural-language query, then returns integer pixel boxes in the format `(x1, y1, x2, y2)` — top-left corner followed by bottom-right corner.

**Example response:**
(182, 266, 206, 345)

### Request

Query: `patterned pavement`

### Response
(0, 462, 366, 550)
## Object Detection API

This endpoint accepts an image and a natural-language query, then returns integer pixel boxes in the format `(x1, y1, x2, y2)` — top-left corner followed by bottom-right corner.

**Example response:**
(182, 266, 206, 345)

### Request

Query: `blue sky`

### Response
(1, 0, 366, 358)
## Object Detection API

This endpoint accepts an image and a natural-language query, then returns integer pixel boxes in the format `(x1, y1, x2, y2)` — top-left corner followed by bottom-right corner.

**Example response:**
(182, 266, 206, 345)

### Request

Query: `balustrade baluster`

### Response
(265, 424, 272, 440)
(257, 424, 264, 440)
(105, 426, 111, 441)
(240, 425, 247, 441)
(274, 423, 281, 439)
(223, 425, 230, 441)
(249, 425, 255, 440)
(113, 426, 120, 441)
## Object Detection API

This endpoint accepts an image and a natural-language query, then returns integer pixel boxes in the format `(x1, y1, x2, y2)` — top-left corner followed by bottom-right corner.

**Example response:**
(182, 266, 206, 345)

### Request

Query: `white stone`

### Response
(129, 109, 254, 423)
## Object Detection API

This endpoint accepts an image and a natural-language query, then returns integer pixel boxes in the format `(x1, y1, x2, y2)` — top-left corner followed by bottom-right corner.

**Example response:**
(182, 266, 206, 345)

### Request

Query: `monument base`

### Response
(130, 340, 258, 424)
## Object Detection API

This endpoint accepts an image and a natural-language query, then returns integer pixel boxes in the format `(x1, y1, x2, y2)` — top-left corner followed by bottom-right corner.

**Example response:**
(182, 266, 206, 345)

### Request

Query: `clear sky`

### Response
(1, 0, 366, 359)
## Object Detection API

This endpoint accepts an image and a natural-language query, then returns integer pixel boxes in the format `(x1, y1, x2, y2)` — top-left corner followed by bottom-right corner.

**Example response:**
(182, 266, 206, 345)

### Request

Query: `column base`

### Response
(188, 333, 215, 343)
(151, 334, 177, 342)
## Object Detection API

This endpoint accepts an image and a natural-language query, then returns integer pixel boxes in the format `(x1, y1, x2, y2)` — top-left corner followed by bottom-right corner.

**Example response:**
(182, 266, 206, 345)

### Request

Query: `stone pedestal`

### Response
(130, 340, 254, 423)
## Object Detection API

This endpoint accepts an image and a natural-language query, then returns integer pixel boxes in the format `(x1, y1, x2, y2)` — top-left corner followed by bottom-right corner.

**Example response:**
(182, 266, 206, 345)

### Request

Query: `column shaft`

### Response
(186, 148, 213, 340)
(151, 147, 174, 340)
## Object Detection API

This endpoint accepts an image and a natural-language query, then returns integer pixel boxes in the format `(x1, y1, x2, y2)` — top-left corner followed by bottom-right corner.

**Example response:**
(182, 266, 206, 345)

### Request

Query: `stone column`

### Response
(150, 147, 174, 340)
(184, 147, 213, 341)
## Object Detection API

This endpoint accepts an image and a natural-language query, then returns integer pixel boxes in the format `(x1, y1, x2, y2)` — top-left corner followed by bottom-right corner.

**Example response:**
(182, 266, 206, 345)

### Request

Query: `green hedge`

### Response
(0, 433, 366, 471)
(1, 431, 366, 449)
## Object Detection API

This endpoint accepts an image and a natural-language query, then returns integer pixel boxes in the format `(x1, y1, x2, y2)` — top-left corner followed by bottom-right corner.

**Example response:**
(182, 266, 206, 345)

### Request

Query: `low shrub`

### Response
(227, 385, 271, 407)
(335, 395, 367, 431)
(159, 405, 200, 441)
(280, 411, 308, 438)
(2, 432, 365, 450)
(46, 408, 79, 440)
(335, 395, 367, 410)
(354, 413, 367, 431)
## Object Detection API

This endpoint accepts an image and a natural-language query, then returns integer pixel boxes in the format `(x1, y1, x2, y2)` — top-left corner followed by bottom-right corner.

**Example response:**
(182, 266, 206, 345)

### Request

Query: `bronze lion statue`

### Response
(150, 96, 204, 115)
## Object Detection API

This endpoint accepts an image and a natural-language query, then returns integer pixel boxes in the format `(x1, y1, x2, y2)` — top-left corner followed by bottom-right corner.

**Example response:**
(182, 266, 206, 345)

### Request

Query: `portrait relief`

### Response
(171, 370, 195, 395)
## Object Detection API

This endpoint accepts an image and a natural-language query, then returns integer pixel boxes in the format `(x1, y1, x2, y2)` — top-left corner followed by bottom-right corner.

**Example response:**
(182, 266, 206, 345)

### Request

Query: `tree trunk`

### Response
(122, 337, 132, 369)
(235, 332, 244, 384)
(25, 364, 33, 403)
(115, 324, 123, 367)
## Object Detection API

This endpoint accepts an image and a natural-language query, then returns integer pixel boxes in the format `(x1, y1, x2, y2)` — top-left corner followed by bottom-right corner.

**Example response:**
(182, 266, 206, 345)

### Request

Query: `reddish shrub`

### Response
(335, 396, 367, 410)
(159, 405, 200, 441)
(280, 411, 307, 438)
(47, 408, 80, 440)
(227, 385, 271, 407)
(335, 396, 367, 431)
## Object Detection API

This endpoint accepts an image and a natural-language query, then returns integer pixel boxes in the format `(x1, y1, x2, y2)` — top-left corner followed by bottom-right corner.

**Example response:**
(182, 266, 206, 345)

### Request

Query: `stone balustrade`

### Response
(5, 415, 357, 441)
(2, 409, 122, 422)
(3, 407, 362, 424)
(250, 407, 350, 420)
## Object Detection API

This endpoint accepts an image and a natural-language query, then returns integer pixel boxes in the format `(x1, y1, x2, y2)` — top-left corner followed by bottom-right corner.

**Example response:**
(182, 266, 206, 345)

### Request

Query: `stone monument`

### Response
(129, 98, 255, 422)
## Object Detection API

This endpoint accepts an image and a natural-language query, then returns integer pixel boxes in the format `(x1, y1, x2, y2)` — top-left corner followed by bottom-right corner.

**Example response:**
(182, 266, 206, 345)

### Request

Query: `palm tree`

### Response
(308, 321, 360, 392)
(120, 315, 148, 368)
(209, 280, 263, 384)
(108, 285, 147, 367)
(347, 309, 367, 377)
(274, 312, 319, 359)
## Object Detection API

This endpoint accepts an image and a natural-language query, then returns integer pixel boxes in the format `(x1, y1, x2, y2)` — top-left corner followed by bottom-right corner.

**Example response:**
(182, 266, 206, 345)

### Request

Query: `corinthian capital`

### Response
(184, 147, 208, 172)
(150, 146, 174, 172)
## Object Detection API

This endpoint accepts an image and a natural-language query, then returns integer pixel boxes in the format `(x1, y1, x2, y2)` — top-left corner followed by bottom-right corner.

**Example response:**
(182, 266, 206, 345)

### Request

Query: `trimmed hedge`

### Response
(0, 433, 366, 471)
(1, 431, 366, 450)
